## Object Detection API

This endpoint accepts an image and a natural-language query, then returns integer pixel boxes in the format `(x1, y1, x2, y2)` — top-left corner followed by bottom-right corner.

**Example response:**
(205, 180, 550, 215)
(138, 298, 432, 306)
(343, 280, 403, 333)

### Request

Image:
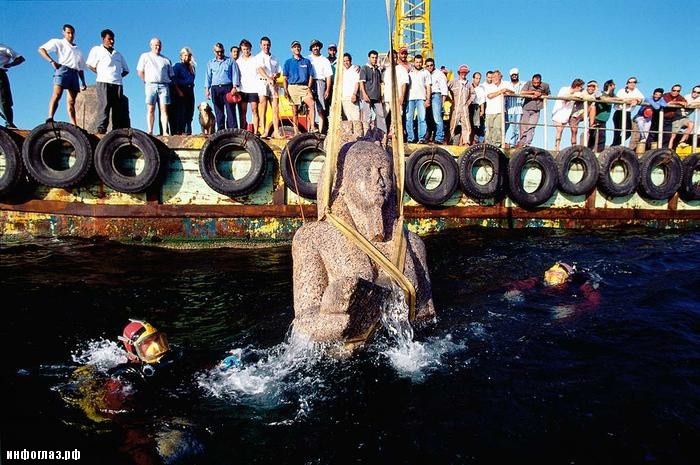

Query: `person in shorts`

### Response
(236, 39, 260, 134)
(255, 36, 282, 138)
(283, 40, 315, 136)
(38, 24, 87, 126)
(136, 38, 173, 135)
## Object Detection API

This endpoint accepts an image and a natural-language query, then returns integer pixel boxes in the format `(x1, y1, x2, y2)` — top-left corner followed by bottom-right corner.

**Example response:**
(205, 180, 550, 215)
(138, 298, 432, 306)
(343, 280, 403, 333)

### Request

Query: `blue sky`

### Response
(2, 0, 699, 149)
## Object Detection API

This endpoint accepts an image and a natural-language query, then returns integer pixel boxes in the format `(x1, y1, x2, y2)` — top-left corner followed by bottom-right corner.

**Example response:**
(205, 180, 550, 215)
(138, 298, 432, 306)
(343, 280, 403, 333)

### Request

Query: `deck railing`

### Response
(492, 93, 699, 153)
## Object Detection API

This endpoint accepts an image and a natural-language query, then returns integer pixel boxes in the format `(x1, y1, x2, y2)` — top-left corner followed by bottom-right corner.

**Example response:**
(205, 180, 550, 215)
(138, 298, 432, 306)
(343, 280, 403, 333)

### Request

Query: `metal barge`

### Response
(1, 118, 698, 244)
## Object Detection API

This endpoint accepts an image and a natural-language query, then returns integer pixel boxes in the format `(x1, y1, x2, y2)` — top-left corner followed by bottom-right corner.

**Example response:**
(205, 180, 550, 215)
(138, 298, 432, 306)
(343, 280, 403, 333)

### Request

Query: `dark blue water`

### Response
(1, 228, 699, 464)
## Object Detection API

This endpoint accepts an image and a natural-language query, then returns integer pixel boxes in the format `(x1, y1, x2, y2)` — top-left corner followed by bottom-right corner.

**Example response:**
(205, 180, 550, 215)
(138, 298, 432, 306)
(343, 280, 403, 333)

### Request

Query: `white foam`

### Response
(71, 339, 128, 372)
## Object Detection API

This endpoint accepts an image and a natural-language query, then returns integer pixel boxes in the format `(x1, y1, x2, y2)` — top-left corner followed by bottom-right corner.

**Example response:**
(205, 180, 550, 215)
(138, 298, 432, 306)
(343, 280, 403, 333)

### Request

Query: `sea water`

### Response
(1, 228, 698, 464)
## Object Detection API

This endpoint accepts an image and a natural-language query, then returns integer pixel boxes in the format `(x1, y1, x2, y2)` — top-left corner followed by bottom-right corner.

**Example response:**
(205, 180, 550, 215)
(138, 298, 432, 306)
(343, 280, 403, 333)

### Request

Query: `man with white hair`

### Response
(136, 37, 173, 135)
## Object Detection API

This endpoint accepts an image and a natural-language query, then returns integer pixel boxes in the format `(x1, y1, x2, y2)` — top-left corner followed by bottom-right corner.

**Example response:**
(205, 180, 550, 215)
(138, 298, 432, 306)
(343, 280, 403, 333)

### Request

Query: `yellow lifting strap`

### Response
(317, 0, 416, 347)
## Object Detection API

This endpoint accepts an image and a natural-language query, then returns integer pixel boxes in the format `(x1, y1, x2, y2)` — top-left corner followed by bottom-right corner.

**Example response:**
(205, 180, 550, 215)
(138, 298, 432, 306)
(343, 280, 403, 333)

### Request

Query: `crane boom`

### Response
(393, 0, 433, 59)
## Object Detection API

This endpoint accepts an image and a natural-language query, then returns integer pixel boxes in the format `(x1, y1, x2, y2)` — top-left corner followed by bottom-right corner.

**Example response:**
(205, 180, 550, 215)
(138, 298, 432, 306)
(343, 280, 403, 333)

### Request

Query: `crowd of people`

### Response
(1, 24, 698, 151)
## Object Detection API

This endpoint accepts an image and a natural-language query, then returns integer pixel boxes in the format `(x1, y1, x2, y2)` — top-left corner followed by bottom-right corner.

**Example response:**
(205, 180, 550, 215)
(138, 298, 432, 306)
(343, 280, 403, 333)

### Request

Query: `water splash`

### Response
(379, 285, 464, 381)
(71, 338, 128, 373)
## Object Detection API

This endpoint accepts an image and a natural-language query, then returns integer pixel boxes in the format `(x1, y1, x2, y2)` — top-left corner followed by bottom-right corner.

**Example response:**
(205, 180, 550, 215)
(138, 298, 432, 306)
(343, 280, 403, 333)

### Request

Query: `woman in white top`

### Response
(551, 78, 584, 151)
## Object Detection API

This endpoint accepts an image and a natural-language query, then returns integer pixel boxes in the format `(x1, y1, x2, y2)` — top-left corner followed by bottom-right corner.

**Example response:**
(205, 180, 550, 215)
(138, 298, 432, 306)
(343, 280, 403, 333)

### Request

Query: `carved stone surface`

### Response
(292, 136, 435, 344)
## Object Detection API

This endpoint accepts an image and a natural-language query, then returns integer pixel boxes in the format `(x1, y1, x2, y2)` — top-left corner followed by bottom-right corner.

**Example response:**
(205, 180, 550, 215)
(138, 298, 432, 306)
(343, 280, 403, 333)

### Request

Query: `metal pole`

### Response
(621, 103, 627, 147)
(501, 96, 506, 150)
(583, 100, 589, 146)
(543, 97, 548, 151)
(658, 111, 664, 150)
(693, 110, 698, 153)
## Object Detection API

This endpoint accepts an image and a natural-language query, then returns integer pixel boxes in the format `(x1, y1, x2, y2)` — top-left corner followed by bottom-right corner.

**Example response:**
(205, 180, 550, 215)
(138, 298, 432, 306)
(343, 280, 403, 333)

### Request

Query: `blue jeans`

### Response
(430, 93, 444, 142)
(406, 99, 427, 142)
(505, 112, 521, 146)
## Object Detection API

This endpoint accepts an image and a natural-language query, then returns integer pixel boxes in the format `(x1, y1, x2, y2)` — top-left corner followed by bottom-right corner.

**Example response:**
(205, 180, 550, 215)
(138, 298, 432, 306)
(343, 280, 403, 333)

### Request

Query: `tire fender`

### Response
(199, 129, 268, 197)
(21, 122, 93, 188)
(597, 146, 640, 197)
(679, 153, 700, 201)
(405, 146, 459, 207)
(0, 126, 23, 196)
(556, 145, 599, 196)
(94, 129, 160, 193)
(457, 143, 507, 199)
(280, 133, 326, 200)
(507, 146, 558, 208)
(638, 148, 683, 200)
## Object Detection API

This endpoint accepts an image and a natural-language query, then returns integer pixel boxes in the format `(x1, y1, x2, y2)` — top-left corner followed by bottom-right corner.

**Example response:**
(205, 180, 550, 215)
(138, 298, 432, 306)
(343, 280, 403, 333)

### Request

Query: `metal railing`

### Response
(490, 93, 699, 153)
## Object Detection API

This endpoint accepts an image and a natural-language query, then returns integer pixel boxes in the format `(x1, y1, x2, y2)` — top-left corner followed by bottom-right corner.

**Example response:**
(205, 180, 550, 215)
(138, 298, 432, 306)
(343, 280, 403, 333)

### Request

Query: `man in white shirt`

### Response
(382, 50, 409, 137)
(237, 39, 260, 135)
(0, 43, 25, 128)
(136, 38, 173, 135)
(612, 76, 644, 147)
(86, 29, 129, 134)
(405, 55, 432, 143)
(340, 53, 360, 122)
(685, 86, 700, 138)
(484, 70, 514, 147)
(255, 36, 282, 138)
(425, 58, 447, 144)
(308, 39, 333, 134)
(38, 24, 87, 126)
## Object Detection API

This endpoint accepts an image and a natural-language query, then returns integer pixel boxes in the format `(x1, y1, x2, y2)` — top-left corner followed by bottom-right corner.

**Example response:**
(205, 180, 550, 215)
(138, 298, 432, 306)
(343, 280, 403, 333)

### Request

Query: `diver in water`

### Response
(62, 320, 204, 465)
(504, 262, 601, 319)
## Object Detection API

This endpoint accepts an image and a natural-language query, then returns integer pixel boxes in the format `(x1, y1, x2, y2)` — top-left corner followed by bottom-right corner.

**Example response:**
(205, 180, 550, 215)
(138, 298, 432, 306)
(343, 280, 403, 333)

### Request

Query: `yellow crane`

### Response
(393, 0, 433, 59)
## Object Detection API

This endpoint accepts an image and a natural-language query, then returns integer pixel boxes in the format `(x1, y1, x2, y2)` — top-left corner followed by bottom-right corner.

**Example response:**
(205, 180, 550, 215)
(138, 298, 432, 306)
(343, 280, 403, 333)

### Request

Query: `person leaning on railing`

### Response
(516, 73, 550, 148)
(611, 77, 644, 147)
(588, 79, 616, 153)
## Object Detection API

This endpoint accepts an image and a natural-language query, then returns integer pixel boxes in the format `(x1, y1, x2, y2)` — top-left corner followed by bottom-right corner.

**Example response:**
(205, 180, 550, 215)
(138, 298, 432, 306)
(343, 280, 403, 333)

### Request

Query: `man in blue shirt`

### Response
(204, 42, 241, 131)
(283, 40, 316, 135)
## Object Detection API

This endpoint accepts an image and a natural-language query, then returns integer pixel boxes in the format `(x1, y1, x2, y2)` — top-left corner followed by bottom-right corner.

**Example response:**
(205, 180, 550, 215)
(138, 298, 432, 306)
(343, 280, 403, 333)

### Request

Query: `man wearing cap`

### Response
(448, 64, 473, 146)
(397, 47, 411, 72)
(504, 67, 524, 148)
(38, 24, 87, 126)
(204, 42, 241, 131)
(307, 39, 332, 134)
(0, 43, 25, 128)
(359, 49, 387, 134)
(86, 29, 130, 134)
(517, 73, 551, 147)
(326, 43, 338, 120)
(136, 37, 173, 135)
(425, 57, 447, 144)
(612, 76, 644, 147)
(283, 40, 316, 135)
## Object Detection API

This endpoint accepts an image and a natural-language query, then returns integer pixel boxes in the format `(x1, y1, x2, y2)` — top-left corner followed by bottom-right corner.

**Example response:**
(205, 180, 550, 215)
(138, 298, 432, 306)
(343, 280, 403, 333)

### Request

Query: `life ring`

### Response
(21, 121, 92, 188)
(457, 143, 507, 199)
(638, 148, 683, 200)
(405, 147, 459, 207)
(280, 133, 326, 200)
(94, 129, 160, 193)
(199, 128, 267, 196)
(0, 126, 23, 196)
(507, 146, 558, 208)
(679, 153, 700, 201)
(556, 145, 599, 196)
(597, 146, 640, 197)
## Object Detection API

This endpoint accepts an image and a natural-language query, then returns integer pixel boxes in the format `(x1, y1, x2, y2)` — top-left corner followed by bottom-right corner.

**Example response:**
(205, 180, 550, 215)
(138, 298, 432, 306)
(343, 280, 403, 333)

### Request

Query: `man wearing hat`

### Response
(326, 43, 338, 124)
(283, 40, 316, 135)
(505, 67, 524, 148)
(307, 39, 333, 134)
(448, 64, 474, 146)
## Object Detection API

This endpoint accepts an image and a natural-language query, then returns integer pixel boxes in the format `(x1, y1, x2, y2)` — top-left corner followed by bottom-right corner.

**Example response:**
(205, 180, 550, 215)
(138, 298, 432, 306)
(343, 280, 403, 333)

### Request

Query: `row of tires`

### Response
(1, 123, 699, 208)
(402, 144, 700, 208)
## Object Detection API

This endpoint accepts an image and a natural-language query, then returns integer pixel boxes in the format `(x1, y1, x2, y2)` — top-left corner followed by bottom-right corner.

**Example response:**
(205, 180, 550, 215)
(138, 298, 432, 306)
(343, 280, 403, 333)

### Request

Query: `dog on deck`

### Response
(198, 102, 216, 135)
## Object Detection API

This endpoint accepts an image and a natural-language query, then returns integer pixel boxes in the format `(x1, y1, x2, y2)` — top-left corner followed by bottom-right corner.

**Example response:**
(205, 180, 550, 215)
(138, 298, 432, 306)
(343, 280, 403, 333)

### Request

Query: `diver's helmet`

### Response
(543, 262, 575, 287)
(118, 319, 170, 364)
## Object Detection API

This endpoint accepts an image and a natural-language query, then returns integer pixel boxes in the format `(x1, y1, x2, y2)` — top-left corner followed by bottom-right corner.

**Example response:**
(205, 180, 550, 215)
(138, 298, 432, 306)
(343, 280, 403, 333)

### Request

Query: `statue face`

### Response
(344, 144, 393, 210)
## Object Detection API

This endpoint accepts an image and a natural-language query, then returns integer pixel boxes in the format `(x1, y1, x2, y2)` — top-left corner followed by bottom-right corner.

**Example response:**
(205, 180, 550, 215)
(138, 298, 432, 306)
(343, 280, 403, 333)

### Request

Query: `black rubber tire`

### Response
(507, 146, 558, 208)
(94, 129, 160, 193)
(638, 148, 683, 200)
(21, 122, 92, 188)
(0, 126, 23, 196)
(405, 146, 459, 207)
(597, 146, 640, 197)
(199, 128, 267, 196)
(556, 145, 599, 196)
(457, 143, 507, 199)
(679, 153, 700, 201)
(280, 133, 325, 200)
